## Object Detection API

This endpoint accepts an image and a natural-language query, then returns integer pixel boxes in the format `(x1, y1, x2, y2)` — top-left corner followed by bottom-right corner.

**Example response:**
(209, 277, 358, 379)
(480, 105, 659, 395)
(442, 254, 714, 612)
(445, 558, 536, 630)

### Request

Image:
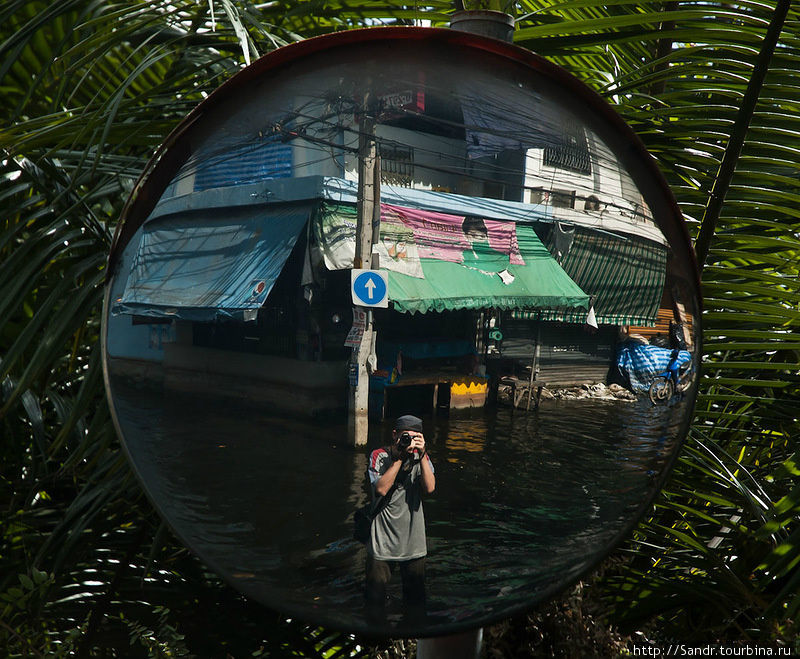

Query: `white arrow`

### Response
(365, 277, 377, 299)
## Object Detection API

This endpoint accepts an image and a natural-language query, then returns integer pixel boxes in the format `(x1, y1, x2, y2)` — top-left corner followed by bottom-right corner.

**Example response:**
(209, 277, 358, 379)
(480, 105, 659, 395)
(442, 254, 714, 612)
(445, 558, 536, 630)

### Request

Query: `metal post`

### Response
(348, 108, 378, 447)
(526, 314, 541, 411)
(414, 11, 515, 657)
(416, 628, 483, 659)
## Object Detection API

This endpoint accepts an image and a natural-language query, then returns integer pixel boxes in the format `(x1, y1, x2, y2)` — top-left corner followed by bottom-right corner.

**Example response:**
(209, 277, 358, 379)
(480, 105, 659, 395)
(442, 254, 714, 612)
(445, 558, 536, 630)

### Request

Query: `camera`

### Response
(398, 432, 413, 450)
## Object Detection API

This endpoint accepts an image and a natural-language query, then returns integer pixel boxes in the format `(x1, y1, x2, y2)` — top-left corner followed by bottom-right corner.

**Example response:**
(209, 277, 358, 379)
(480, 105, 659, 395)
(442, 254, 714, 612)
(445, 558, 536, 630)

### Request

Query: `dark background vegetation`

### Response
(2, 1, 799, 656)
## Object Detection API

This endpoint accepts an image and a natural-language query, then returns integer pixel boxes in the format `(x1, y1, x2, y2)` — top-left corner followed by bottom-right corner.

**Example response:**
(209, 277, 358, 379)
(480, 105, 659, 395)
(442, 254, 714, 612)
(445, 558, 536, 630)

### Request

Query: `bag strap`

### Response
(368, 458, 410, 517)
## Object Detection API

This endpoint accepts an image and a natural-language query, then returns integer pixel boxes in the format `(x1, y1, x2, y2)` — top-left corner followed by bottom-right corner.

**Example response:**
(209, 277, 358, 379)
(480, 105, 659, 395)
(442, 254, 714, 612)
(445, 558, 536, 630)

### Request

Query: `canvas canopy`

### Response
(514, 226, 668, 326)
(315, 203, 590, 314)
(113, 203, 311, 322)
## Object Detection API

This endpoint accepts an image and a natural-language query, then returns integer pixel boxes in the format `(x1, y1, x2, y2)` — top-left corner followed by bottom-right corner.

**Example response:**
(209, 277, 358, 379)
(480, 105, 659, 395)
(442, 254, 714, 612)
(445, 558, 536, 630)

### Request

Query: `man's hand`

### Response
(389, 442, 404, 461)
(409, 433, 425, 457)
(397, 431, 425, 458)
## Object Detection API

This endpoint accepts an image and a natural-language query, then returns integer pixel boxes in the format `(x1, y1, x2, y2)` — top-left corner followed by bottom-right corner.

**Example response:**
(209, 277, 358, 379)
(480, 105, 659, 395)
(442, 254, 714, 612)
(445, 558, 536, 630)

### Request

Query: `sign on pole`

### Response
(351, 269, 388, 308)
(344, 308, 367, 347)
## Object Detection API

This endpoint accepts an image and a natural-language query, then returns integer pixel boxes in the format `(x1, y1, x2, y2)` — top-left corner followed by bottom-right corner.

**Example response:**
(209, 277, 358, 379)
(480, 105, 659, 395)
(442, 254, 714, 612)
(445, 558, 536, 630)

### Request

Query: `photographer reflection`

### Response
(365, 415, 435, 617)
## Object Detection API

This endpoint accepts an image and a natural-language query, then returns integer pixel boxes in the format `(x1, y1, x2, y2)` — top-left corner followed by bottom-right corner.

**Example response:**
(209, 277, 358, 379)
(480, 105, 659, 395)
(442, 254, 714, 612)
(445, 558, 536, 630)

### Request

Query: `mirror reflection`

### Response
(104, 32, 699, 637)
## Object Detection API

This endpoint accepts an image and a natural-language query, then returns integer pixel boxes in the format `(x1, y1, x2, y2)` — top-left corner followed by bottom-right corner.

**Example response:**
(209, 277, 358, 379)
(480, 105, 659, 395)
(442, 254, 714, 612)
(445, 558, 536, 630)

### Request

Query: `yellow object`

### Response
(450, 381, 488, 396)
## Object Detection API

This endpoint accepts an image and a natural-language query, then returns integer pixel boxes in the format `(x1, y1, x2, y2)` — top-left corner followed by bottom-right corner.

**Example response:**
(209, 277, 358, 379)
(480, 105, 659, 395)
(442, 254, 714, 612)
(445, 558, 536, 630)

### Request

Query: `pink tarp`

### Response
(381, 204, 525, 266)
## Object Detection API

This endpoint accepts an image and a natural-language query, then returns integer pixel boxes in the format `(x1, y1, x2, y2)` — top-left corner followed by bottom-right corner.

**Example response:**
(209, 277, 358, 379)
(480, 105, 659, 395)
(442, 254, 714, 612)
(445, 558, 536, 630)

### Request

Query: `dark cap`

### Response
(394, 414, 423, 432)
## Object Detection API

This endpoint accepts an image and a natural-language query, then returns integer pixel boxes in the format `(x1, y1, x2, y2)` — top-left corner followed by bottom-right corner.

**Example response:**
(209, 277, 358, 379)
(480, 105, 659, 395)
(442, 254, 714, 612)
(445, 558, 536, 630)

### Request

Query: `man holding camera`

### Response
(365, 414, 436, 609)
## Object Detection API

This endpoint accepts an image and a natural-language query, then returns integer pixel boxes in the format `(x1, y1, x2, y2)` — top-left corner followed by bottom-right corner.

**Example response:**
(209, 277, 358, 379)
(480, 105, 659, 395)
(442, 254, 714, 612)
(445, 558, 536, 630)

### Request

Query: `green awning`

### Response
(388, 225, 589, 313)
(515, 226, 667, 326)
(315, 203, 590, 315)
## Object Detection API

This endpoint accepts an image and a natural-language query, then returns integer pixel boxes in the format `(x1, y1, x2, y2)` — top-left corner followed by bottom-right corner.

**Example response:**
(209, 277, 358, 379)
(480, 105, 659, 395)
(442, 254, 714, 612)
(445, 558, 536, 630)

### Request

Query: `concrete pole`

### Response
(355, 112, 377, 270)
(347, 110, 378, 447)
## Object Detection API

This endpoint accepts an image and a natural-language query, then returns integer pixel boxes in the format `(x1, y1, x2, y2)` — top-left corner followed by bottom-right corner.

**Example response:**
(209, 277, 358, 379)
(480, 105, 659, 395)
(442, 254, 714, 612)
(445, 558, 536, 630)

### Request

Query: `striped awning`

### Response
(514, 227, 667, 326)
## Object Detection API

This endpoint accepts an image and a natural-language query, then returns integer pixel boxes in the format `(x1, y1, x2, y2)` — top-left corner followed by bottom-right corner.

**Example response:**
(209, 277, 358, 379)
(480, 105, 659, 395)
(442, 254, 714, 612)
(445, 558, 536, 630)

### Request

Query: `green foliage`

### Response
(2, 0, 800, 655)
(123, 606, 191, 657)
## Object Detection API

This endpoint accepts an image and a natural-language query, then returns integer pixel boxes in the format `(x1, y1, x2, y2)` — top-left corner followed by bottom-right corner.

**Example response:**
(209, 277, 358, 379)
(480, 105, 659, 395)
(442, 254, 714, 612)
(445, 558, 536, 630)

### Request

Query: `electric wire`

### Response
(156, 84, 658, 237)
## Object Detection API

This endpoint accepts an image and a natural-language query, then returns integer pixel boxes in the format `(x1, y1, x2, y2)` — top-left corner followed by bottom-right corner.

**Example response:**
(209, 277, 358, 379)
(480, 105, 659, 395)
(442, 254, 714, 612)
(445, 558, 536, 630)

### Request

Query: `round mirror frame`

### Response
(102, 27, 701, 638)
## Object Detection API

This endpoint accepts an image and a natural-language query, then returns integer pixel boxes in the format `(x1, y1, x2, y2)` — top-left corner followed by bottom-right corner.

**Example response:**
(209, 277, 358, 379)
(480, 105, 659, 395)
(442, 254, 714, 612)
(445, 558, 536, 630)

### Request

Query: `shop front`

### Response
(110, 189, 594, 417)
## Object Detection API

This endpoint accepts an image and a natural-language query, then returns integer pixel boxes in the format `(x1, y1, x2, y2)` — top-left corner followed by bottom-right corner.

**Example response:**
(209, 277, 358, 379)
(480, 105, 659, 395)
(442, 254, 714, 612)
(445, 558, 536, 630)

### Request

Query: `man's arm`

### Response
(410, 435, 435, 495)
(374, 453, 403, 496)
(419, 453, 435, 495)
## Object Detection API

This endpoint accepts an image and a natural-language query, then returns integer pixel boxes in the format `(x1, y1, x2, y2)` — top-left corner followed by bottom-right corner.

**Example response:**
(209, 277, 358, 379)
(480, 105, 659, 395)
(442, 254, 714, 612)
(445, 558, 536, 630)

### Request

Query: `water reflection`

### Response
(110, 375, 687, 636)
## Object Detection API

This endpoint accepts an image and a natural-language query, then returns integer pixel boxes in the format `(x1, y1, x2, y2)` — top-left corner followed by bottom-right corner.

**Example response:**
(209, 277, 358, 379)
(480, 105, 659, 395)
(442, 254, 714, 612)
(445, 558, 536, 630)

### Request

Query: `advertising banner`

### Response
(316, 202, 526, 279)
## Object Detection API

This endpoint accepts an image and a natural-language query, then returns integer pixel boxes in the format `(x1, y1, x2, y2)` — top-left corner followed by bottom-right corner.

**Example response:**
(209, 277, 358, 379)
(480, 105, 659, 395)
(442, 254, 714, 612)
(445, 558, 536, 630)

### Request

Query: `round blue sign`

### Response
(352, 270, 387, 306)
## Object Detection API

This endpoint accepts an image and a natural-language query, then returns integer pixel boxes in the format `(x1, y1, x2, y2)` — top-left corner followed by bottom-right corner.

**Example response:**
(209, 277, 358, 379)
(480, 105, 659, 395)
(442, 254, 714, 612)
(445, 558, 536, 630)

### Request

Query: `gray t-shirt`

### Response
(367, 448, 433, 561)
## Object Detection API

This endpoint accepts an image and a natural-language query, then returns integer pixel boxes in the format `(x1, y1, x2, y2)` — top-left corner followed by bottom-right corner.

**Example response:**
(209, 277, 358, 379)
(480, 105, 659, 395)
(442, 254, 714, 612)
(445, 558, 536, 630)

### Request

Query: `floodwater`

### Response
(109, 376, 691, 637)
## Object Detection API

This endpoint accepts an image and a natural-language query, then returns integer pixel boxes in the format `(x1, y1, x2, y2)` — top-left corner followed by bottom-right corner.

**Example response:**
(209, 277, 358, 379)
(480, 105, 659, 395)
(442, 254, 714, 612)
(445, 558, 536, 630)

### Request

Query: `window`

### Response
(380, 143, 414, 187)
(550, 189, 576, 208)
(543, 120, 591, 175)
(528, 188, 575, 208)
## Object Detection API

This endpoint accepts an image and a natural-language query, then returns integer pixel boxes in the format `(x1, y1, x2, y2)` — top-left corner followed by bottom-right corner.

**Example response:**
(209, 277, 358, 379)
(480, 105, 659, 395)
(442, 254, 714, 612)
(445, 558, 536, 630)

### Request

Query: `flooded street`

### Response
(110, 377, 690, 636)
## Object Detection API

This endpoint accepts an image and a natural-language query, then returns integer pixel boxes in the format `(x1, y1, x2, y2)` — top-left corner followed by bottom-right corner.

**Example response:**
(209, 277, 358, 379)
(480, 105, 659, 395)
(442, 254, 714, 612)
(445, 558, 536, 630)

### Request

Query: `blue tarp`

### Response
(616, 342, 692, 393)
(113, 203, 311, 322)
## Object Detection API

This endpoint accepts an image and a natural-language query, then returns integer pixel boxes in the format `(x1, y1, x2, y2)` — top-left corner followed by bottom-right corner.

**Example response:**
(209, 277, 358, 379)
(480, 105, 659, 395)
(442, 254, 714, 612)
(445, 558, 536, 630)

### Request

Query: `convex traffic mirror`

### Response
(103, 27, 701, 638)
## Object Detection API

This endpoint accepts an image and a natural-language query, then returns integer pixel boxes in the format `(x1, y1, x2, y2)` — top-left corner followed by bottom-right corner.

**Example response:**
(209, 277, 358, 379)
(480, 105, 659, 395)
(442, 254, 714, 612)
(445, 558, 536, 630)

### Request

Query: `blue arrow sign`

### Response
(351, 269, 388, 308)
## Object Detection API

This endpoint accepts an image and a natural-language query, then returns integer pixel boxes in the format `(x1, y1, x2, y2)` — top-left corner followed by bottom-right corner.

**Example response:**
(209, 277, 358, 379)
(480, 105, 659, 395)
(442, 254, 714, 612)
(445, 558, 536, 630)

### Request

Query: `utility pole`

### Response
(348, 101, 380, 447)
